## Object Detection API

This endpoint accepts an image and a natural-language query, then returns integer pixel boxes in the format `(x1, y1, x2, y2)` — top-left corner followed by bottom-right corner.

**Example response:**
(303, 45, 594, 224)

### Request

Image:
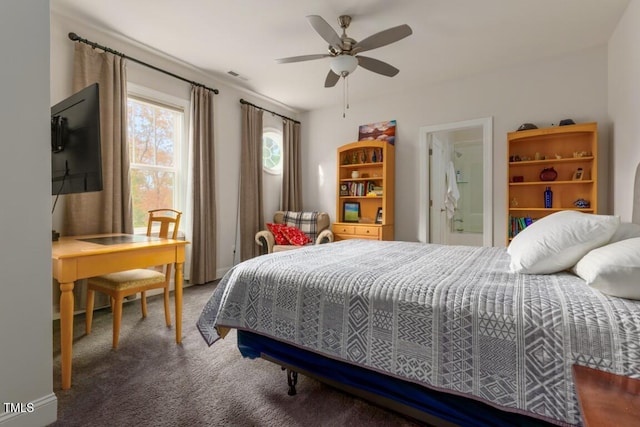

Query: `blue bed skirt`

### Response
(237, 330, 555, 427)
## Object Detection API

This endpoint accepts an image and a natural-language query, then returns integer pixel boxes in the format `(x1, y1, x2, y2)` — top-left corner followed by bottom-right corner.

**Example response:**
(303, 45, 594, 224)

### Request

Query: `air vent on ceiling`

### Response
(227, 70, 249, 81)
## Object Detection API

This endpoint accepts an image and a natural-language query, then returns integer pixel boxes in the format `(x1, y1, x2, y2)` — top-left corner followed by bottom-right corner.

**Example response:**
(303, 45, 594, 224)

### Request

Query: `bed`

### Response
(197, 169, 640, 427)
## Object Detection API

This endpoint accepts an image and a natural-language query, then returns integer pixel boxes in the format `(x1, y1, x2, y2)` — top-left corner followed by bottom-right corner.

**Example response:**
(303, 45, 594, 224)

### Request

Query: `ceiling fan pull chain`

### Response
(342, 75, 346, 118)
(346, 75, 350, 111)
(342, 74, 351, 118)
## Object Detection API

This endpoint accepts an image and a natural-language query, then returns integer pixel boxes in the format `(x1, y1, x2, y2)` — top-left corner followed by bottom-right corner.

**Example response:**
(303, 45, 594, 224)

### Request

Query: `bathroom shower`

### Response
(419, 116, 492, 247)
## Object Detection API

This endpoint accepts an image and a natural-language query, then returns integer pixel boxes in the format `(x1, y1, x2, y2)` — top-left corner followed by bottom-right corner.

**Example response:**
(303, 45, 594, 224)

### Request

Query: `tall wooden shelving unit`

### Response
(333, 141, 395, 241)
(507, 122, 598, 244)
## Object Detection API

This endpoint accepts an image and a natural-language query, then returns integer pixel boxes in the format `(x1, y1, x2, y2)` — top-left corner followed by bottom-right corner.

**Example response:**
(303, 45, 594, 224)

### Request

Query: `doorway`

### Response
(418, 118, 493, 246)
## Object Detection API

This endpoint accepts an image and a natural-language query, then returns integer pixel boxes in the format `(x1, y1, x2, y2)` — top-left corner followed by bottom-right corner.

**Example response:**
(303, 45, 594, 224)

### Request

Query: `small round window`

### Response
(263, 130, 282, 174)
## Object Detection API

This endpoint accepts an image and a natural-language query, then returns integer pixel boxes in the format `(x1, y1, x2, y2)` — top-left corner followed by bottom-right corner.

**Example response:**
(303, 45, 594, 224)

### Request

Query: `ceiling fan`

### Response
(277, 15, 413, 88)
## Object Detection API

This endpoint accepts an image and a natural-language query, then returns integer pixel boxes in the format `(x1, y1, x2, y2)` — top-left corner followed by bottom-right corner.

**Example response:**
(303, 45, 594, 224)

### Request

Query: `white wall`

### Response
(0, 1, 57, 426)
(50, 11, 298, 276)
(302, 47, 611, 245)
(609, 0, 640, 221)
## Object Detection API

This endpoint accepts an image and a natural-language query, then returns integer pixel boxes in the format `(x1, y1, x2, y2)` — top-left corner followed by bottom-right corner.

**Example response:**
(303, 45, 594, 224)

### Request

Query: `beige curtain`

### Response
(282, 119, 302, 211)
(189, 86, 217, 284)
(239, 103, 264, 261)
(64, 43, 133, 235)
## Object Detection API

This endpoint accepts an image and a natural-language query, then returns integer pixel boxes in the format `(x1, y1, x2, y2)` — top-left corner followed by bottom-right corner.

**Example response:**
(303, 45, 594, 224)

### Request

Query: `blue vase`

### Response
(544, 187, 553, 208)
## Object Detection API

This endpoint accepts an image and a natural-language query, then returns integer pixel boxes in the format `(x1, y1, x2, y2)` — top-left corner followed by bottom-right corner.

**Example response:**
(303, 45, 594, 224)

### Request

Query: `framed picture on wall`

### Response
(343, 202, 360, 223)
(375, 207, 383, 224)
(358, 120, 397, 145)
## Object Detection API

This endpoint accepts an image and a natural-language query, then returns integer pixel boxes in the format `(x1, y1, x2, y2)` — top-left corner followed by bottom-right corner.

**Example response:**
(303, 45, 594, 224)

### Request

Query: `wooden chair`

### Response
(85, 209, 182, 348)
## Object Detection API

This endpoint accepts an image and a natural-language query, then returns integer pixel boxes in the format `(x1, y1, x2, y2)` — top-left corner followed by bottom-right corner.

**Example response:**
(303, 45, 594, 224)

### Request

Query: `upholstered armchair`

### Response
(255, 211, 334, 255)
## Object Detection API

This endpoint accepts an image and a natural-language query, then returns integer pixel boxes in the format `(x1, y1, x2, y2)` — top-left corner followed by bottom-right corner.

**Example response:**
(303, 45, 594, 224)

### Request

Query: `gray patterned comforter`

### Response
(197, 240, 640, 426)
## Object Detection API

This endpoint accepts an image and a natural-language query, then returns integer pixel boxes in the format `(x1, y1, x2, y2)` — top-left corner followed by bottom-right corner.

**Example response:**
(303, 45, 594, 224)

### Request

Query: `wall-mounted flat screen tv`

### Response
(51, 83, 103, 195)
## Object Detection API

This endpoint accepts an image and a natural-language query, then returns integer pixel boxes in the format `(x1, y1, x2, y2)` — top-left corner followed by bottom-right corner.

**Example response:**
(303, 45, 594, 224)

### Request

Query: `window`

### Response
(263, 129, 283, 174)
(127, 89, 187, 230)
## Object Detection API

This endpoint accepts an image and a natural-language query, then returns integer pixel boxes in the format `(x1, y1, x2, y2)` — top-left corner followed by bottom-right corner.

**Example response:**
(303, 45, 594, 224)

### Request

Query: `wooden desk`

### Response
(52, 234, 188, 390)
(573, 364, 640, 426)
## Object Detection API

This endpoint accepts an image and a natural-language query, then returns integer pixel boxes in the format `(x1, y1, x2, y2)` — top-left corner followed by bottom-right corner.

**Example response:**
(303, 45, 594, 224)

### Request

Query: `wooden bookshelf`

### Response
(333, 141, 395, 241)
(507, 122, 598, 244)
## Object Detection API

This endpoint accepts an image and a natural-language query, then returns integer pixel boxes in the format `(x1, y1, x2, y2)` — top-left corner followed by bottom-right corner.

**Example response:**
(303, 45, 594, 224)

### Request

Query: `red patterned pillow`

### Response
(281, 225, 313, 246)
(266, 223, 289, 245)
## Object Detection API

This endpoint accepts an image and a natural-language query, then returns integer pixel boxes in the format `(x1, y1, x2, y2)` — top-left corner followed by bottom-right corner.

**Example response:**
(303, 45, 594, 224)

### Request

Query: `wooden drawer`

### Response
(333, 234, 352, 241)
(333, 224, 356, 235)
(353, 234, 379, 240)
(333, 223, 389, 241)
(355, 226, 380, 238)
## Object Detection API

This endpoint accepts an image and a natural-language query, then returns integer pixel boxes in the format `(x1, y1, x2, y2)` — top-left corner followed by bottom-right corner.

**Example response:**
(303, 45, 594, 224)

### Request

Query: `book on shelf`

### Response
(509, 215, 534, 238)
(344, 181, 381, 197)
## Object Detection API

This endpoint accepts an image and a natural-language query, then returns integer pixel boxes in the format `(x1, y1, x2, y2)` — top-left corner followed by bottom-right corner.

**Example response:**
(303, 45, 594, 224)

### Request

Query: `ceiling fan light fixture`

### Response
(330, 55, 358, 76)
(278, 14, 412, 116)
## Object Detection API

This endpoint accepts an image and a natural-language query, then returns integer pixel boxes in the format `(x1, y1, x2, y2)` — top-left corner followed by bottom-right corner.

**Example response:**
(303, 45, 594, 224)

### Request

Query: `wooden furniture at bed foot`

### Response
(573, 365, 640, 427)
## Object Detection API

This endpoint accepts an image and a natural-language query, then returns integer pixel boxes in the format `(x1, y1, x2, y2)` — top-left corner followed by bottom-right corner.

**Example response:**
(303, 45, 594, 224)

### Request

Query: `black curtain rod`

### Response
(68, 32, 219, 95)
(240, 99, 300, 124)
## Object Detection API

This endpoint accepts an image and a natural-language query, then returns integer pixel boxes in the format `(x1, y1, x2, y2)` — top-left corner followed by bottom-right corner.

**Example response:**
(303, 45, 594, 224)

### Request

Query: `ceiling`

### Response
(51, 0, 629, 113)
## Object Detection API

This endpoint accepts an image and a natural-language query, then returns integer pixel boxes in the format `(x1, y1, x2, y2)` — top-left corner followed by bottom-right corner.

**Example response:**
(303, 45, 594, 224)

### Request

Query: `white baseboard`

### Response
(0, 393, 57, 427)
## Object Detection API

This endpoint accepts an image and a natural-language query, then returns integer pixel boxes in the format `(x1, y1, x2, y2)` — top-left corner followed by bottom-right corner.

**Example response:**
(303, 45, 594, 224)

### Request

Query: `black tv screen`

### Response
(51, 83, 103, 195)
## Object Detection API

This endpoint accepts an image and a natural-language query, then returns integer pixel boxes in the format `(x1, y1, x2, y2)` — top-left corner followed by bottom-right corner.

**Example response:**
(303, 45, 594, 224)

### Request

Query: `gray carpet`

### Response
(51, 283, 423, 426)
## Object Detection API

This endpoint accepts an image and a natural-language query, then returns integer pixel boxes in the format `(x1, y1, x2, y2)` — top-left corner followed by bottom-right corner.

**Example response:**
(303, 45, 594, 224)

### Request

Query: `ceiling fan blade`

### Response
(276, 54, 330, 64)
(353, 24, 412, 54)
(324, 70, 340, 88)
(357, 56, 399, 77)
(307, 15, 343, 49)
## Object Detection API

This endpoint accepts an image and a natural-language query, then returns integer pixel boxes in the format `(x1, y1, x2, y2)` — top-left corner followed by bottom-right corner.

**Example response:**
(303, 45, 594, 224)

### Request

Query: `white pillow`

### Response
(574, 237, 640, 300)
(508, 211, 620, 274)
(609, 222, 640, 243)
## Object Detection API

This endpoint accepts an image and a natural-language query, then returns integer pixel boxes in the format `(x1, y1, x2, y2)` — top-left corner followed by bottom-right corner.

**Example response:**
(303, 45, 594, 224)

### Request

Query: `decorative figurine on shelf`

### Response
(342, 154, 350, 165)
(352, 152, 358, 164)
(361, 149, 368, 163)
(573, 151, 591, 158)
(371, 149, 377, 163)
(574, 199, 591, 208)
